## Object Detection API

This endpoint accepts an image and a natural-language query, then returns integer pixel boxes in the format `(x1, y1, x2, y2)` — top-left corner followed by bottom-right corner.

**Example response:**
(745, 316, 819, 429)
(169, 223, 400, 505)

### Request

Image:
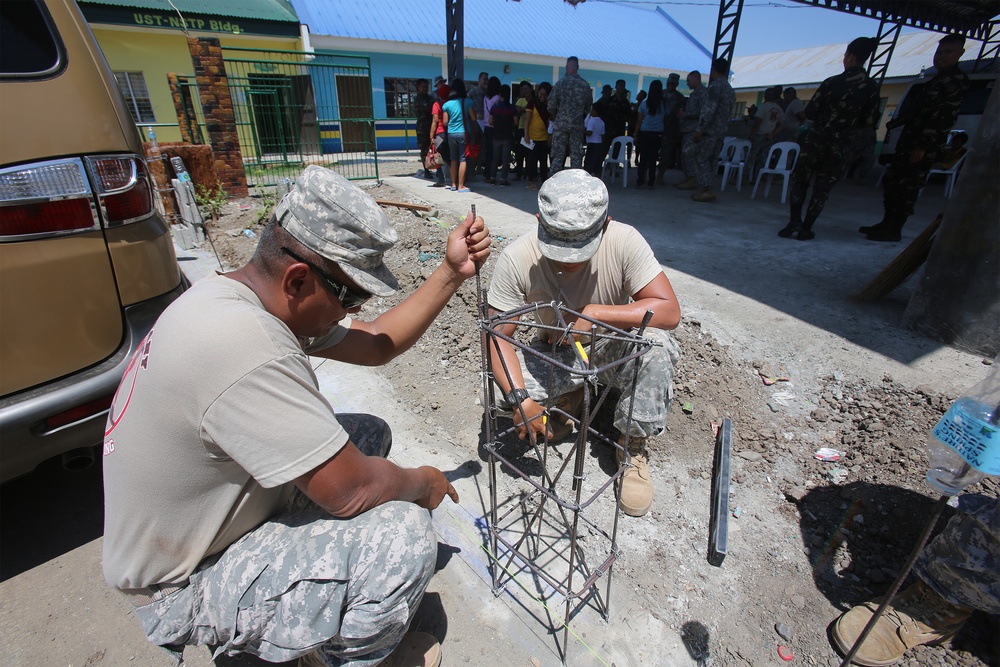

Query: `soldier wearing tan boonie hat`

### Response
(101, 164, 490, 667)
(486, 168, 683, 518)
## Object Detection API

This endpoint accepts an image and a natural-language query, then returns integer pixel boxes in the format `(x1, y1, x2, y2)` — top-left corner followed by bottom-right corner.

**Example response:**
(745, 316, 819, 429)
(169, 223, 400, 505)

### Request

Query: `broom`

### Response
(852, 213, 942, 301)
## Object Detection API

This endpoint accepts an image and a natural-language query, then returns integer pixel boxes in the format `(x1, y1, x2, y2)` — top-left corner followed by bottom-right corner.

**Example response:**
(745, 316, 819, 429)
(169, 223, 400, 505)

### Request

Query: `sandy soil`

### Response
(201, 166, 998, 667)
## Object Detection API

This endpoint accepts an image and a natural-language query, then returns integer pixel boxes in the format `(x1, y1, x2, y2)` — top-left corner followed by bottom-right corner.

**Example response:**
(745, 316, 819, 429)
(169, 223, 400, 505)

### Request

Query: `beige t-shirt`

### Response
(102, 275, 350, 590)
(487, 220, 664, 332)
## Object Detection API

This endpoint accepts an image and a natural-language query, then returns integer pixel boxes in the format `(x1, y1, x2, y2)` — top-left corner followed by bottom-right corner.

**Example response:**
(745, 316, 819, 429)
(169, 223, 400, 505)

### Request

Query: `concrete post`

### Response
(902, 78, 1000, 356)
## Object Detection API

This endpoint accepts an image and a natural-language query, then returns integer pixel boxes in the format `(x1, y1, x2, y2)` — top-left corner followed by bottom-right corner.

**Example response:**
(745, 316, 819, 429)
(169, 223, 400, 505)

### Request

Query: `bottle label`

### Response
(932, 402, 1000, 475)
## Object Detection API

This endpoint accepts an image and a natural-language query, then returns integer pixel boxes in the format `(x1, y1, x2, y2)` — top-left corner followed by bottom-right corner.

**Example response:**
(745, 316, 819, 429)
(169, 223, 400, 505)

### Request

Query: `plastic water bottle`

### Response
(146, 126, 158, 149)
(925, 355, 1000, 495)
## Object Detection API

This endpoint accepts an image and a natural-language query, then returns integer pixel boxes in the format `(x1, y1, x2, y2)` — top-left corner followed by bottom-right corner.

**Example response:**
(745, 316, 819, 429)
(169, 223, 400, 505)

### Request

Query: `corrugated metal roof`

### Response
(290, 0, 711, 72)
(730, 32, 980, 89)
(80, 0, 298, 23)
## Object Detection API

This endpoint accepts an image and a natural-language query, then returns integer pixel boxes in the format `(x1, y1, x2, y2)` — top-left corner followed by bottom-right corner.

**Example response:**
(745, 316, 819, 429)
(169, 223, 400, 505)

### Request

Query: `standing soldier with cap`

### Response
(676, 71, 707, 190)
(101, 166, 491, 667)
(656, 72, 687, 184)
(486, 169, 682, 518)
(778, 37, 881, 240)
(690, 58, 736, 202)
(861, 34, 969, 242)
(548, 56, 595, 174)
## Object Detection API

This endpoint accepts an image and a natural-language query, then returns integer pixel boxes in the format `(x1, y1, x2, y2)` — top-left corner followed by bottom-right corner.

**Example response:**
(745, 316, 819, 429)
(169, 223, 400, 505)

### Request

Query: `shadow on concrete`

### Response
(0, 451, 104, 581)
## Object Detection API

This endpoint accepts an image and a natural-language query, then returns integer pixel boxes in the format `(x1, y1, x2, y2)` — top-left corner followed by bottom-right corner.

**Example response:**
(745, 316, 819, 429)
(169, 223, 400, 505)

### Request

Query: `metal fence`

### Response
(220, 47, 379, 187)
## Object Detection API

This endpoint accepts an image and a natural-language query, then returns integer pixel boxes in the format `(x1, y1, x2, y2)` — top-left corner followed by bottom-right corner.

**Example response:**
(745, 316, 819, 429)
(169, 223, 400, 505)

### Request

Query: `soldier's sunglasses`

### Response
(280, 247, 372, 309)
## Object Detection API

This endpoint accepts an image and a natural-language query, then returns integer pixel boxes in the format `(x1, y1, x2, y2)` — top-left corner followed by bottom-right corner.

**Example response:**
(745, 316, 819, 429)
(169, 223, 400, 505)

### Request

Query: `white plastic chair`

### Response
(719, 139, 751, 192)
(601, 136, 634, 188)
(923, 151, 967, 198)
(751, 141, 800, 203)
(716, 136, 739, 170)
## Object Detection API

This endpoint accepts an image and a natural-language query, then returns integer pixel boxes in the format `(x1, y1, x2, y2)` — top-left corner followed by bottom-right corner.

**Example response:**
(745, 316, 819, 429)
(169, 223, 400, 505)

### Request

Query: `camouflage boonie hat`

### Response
(536, 169, 609, 263)
(276, 165, 399, 297)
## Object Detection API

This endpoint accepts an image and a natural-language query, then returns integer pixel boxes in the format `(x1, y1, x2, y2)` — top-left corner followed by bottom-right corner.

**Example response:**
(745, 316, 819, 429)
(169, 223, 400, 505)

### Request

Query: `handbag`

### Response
(463, 100, 481, 159)
(425, 146, 444, 170)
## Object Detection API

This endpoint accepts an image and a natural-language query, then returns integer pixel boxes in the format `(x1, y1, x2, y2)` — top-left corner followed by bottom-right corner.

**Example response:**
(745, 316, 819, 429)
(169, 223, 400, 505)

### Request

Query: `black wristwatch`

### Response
(505, 388, 531, 406)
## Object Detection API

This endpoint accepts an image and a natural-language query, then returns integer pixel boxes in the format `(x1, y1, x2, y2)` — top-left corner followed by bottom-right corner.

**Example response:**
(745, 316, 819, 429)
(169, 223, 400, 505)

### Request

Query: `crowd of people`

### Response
(413, 56, 799, 204)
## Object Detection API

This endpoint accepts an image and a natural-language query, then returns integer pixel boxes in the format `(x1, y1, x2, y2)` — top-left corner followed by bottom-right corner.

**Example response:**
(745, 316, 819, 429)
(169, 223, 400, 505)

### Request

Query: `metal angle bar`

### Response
(974, 20, 1000, 72)
(708, 418, 733, 567)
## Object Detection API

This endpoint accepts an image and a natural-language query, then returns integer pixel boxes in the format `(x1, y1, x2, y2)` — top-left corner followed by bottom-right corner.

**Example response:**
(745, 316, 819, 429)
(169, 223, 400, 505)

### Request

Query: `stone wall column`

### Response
(167, 73, 196, 145)
(187, 36, 248, 197)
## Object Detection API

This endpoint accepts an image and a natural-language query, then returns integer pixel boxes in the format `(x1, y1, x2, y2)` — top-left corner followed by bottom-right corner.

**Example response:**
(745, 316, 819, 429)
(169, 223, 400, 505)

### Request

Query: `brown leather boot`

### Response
(616, 435, 653, 517)
(830, 580, 972, 666)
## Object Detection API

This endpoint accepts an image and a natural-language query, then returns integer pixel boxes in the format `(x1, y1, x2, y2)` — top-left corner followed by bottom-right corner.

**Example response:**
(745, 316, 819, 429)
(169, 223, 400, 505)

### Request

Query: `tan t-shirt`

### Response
(102, 275, 350, 590)
(487, 220, 663, 332)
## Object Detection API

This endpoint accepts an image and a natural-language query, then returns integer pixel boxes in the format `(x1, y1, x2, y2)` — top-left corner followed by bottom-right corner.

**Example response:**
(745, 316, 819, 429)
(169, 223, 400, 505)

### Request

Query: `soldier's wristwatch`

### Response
(505, 388, 531, 406)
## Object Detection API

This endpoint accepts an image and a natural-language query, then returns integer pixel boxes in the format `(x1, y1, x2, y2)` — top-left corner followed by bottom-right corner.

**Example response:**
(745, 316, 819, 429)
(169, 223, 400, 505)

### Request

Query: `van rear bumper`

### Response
(0, 280, 187, 483)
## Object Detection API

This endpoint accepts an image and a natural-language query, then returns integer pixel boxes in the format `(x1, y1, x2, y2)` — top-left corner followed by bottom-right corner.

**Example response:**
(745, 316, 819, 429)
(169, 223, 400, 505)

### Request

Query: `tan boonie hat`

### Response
(275, 165, 399, 296)
(536, 169, 609, 263)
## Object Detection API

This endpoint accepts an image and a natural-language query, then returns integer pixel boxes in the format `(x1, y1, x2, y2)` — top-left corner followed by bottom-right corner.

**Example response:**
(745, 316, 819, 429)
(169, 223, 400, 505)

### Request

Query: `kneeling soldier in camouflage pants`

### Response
(486, 169, 682, 518)
(102, 166, 492, 666)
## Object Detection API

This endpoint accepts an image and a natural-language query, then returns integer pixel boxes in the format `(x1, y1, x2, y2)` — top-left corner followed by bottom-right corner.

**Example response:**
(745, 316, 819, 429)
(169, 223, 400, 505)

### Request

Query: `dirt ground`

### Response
(202, 166, 998, 667)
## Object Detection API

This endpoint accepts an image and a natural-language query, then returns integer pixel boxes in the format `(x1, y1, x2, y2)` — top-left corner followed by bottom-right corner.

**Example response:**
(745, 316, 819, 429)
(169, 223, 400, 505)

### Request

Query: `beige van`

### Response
(0, 0, 186, 481)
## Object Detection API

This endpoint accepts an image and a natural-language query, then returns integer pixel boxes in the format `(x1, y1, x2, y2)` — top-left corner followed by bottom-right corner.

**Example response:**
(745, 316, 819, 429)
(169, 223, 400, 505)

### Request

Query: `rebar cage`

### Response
(479, 300, 657, 663)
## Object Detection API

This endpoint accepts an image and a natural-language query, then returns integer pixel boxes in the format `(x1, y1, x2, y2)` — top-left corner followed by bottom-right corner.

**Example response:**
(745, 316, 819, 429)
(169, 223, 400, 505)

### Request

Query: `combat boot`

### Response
(548, 388, 585, 441)
(797, 215, 817, 241)
(830, 580, 972, 666)
(616, 435, 653, 517)
(675, 178, 699, 190)
(691, 188, 716, 202)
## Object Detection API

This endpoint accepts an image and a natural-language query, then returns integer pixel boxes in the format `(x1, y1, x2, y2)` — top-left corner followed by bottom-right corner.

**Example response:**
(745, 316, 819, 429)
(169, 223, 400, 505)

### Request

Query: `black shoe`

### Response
(797, 228, 815, 240)
(778, 222, 802, 238)
(858, 223, 883, 234)
(866, 228, 902, 242)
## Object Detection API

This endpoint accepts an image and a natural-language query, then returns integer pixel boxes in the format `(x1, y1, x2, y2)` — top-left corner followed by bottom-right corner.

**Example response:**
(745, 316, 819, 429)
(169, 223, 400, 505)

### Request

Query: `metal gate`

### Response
(221, 48, 379, 187)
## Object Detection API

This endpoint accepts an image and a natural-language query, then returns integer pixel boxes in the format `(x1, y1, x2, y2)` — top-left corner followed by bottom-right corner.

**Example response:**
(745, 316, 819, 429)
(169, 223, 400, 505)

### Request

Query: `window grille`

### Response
(114, 71, 156, 124)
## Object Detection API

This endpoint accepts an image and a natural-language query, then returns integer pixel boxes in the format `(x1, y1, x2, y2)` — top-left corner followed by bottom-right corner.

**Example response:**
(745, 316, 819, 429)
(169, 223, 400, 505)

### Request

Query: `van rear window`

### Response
(0, 0, 62, 77)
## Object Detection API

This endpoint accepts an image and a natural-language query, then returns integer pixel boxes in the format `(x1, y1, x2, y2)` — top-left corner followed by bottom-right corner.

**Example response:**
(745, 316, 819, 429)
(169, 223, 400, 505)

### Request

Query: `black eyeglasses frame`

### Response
(280, 246, 371, 309)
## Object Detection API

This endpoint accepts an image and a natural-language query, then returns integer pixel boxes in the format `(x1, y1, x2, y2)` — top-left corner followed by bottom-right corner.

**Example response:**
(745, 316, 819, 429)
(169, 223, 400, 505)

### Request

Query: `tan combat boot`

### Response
(616, 435, 653, 517)
(691, 188, 717, 202)
(674, 177, 699, 190)
(830, 580, 972, 666)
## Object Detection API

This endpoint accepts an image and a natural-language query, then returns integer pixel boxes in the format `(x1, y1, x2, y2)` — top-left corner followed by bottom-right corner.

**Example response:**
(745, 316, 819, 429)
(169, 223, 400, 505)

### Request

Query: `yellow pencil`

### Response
(575, 339, 589, 364)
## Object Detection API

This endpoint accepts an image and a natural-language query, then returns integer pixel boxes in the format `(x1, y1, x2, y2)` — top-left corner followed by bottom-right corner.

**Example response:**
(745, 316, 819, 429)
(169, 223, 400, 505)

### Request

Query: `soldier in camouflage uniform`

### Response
(861, 34, 970, 242)
(604, 79, 633, 164)
(548, 56, 594, 175)
(413, 78, 435, 178)
(656, 72, 687, 183)
(690, 59, 736, 202)
(778, 37, 881, 240)
(101, 165, 492, 667)
(486, 169, 682, 519)
(676, 71, 706, 189)
(831, 494, 999, 665)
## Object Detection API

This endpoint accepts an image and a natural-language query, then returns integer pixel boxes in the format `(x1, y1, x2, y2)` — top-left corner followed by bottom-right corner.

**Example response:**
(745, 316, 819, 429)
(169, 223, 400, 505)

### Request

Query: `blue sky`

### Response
(603, 0, 920, 56)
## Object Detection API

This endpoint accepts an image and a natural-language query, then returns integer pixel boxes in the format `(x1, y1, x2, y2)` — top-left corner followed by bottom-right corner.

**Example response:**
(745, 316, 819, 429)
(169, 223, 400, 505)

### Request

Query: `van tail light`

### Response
(87, 155, 154, 225)
(0, 159, 97, 237)
(43, 394, 114, 431)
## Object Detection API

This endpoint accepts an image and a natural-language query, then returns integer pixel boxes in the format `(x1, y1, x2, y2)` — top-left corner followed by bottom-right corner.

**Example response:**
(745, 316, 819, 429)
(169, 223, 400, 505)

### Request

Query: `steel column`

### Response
(446, 0, 464, 83)
(867, 16, 903, 94)
(973, 20, 1000, 73)
(712, 0, 745, 68)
